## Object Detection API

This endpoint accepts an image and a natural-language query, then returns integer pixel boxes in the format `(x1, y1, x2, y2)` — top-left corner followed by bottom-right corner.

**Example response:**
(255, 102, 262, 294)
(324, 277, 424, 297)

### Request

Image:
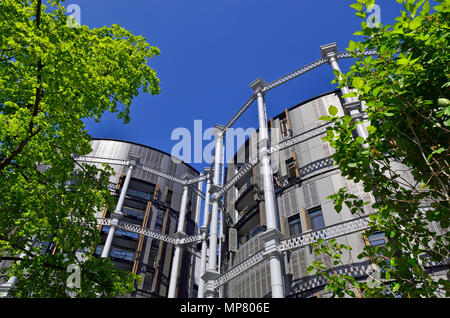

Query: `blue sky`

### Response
(73, 0, 405, 172)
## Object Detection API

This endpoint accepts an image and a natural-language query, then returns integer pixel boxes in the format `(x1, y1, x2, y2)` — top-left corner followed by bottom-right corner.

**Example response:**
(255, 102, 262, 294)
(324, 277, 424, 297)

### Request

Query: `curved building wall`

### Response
(223, 91, 377, 298)
(89, 139, 200, 298)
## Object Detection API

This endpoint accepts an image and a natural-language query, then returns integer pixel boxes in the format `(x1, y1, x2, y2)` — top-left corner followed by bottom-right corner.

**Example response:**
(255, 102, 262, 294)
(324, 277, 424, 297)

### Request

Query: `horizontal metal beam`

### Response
(98, 218, 177, 244)
(217, 156, 259, 197)
(221, 50, 377, 134)
(262, 57, 328, 93)
(73, 155, 130, 167)
(73, 156, 206, 186)
(212, 250, 266, 289)
(268, 122, 333, 154)
(280, 215, 370, 252)
(223, 94, 257, 132)
(218, 123, 333, 196)
(138, 162, 185, 185)
(210, 215, 371, 288)
(184, 174, 209, 185)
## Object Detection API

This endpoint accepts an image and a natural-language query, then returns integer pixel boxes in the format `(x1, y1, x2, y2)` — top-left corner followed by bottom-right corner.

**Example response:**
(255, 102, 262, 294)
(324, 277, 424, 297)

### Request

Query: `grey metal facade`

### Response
(223, 90, 377, 298)
(89, 139, 201, 298)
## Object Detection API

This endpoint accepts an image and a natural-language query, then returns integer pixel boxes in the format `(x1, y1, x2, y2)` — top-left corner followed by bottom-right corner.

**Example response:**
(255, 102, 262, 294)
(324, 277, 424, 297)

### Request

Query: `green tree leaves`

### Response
(312, 0, 449, 298)
(0, 0, 160, 297)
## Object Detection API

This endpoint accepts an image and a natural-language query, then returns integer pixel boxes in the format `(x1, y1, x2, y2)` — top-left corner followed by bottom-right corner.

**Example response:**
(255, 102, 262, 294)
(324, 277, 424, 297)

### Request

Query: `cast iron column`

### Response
(250, 78, 285, 298)
(101, 154, 139, 258)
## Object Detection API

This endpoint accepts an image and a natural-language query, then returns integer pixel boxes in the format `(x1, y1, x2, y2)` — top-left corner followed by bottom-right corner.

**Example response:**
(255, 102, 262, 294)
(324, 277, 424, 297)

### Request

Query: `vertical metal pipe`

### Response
(198, 172, 212, 298)
(168, 184, 189, 298)
(101, 163, 134, 258)
(321, 43, 369, 140)
(204, 127, 224, 299)
(255, 90, 285, 298)
(188, 176, 204, 298)
(177, 185, 190, 233)
(208, 129, 223, 273)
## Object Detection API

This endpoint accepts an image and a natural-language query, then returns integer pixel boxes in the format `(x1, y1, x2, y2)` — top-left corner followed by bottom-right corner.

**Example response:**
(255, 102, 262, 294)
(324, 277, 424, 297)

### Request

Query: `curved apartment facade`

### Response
(89, 139, 201, 298)
(222, 90, 379, 298)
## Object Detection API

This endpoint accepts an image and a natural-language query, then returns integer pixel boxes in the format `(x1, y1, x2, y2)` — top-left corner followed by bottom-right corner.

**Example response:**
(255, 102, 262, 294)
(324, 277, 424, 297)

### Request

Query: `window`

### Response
(122, 206, 145, 220)
(250, 225, 266, 238)
(165, 190, 173, 204)
(286, 159, 297, 185)
(280, 118, 291, 138)
(127, 188, 151, 201)
(110, 248, 135, 261)
(148, 241, 160, 268)
(288, 215, 302, 236)
(154, 210, 165, 233)
(101, 226, 139, 239)
(309, 208, 325, 230)
(368, 232, 386, 247)
(142, 270, 155, 292)
(95, 245, 103, 255)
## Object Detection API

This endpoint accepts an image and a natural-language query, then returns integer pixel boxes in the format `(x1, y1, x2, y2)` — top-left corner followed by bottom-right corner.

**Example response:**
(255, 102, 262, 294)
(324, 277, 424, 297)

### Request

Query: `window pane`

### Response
(127, 188, 151, 201)
(368, 232, 386, 247)
(309, 209, 325, 230)
(122, 206, 145, 219)
(154, 210, 165, 233)
(288, 216, 301, 236)
(110, 248, 135, 261)
(101, 226, 139, 239)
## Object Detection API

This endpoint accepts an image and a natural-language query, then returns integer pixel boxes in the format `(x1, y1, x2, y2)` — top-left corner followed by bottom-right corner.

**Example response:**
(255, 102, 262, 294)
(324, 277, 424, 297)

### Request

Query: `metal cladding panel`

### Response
(291, 248, 308, 280)
(311, 98, 328, 127)
(289, 107, 305, 136)
(277, 196, 285, 218)
(87, 139, 200, 297)
(222, 92, 382, 298)
(228, 228, 237, 253)
(299, 102, 316, 132)
(89, 140, 131, 184)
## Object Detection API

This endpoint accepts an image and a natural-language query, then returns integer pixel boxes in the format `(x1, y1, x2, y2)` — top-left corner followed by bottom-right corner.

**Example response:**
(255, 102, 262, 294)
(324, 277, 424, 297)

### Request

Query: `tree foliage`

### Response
(0, 0, 160, 297)
(309, 0, 449, 297)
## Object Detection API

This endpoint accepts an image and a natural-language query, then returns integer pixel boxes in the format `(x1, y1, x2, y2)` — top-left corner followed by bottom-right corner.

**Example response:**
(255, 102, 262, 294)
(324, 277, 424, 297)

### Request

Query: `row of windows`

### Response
(95, 246, 135, 262)
(101, 226, 139, 239)
(287, 209, 386, 248)
(287, 207, 325, 236)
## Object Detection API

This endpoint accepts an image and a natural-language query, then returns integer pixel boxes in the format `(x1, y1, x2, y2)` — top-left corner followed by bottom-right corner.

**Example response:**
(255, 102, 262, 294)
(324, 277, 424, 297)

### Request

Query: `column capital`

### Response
(261, 229, 284, 259)
(260, 228, 284, 243)
(209, 184, 222, 195)
(110, 213, 122, 222)
(214, 124, 225, 138)
(320, 42, 338, 62)
(343, 100, 363, 118)
(250, 77, 267, 94)
(173, 231, 187, 245)
(202, 270, 220, 282)
(128, 153, 140, 166)
(199, 226, 208, 236)
(202, 270, 220, 298)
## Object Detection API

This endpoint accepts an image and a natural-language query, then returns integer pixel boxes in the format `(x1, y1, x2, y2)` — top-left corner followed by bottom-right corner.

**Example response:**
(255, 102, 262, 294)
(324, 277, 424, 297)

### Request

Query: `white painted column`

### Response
(198, 170, 212, 298)
(101, 156, 138, 258)
(320, 42, 369, 140)
(208, 127, 223, 273)
(203, 125, 224, 298)
(250, 78, 285, 298)
(168, 184, 190, 298)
